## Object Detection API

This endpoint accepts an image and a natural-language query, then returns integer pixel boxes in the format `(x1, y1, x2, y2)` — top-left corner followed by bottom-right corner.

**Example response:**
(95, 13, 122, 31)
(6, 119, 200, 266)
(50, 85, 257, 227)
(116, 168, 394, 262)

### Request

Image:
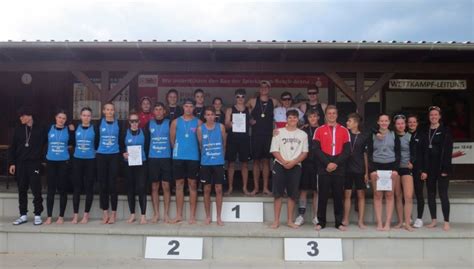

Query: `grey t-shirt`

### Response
(372, 131, 396, 164)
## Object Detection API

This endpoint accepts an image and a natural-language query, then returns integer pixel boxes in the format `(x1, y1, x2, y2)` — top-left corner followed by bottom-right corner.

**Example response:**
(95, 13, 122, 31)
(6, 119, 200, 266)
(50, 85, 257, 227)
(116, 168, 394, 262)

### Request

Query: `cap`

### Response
(183, 98, 195, 105)
(259, 80, 271, 87)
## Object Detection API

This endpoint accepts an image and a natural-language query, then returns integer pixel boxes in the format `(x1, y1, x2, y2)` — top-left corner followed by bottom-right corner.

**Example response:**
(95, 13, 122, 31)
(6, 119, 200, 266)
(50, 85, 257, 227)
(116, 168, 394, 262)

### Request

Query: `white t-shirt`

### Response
(270, 127, 308, 165)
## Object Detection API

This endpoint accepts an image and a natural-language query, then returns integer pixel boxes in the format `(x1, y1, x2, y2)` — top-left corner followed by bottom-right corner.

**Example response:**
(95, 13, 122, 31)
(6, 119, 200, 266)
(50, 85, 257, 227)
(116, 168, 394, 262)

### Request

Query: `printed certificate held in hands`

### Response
(232, 113, 246, 133)
(376, 170, 392, 191)
(127, 145, 143, 166)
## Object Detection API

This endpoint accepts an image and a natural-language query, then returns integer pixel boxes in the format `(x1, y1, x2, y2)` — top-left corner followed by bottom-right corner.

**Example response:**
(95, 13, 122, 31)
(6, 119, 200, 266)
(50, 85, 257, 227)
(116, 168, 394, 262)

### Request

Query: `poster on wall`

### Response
(73, 78, 130, 120)
(137, 74, 329, 109)
(452, 142, 474, 164)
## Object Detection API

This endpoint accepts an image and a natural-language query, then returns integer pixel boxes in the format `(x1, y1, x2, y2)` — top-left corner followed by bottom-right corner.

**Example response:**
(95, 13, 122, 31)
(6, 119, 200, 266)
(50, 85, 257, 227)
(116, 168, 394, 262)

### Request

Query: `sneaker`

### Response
(413, 218, 423, 228)
(12, 215, 27, 225)
(312, 216, 319, 225)
(34, 215, 43, 226)
(294, 215, 304, 226)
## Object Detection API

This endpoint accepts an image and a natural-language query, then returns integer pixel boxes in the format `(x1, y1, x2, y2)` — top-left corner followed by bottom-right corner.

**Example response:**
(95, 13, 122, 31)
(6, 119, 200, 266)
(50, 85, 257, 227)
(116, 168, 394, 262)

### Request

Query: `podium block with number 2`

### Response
(145, 237, 203, 260)
(212, 202, 263, 222)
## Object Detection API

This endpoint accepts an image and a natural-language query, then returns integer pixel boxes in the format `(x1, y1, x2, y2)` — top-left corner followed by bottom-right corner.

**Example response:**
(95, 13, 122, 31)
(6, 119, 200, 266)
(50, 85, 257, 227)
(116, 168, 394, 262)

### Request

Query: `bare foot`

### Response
(382, 224, 391, 231)
(393, 222, 403, 229)
(44, 217, 52, 225)
(80, 213, 89, 224)
(376, 224, 384, 231)
(342, 221, 349, 226)
(270, 221, 280, 229)
(314, 224, 322, 231)
(204, 218, 211, 225)
(287, 222, 299, 229)
(404, 224, 414, 232)
(224, 189, 233, 196)
(443, 222, 450, 231)
(426, 221, 437, 228)
(107, 212, 116, 224)
(101, 211, 109, 224)
(163, 216, 171, 224)
(171, 217, 183, 224)
(243, 189, 251, 196)
(126, 214, 136, 224)
(217, 218, 224, 226)
(140, 215, 147, 225)
(71, 214, 78, 224)
(250, 190, 258, 196)
(151, 214, 159, 223)
(188, 218, 197, 225)
(358, 222, 367, 229)
(337, 224, 347, 231)
(56, 217, 64, 225)
(263, 189, 272, 196)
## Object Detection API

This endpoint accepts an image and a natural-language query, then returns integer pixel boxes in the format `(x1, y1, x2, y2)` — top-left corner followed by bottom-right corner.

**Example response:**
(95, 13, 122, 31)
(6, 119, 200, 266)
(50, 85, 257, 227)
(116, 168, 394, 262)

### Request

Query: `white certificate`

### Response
(232, 113, 246, 133)
(376, 170, 392, 191)
(127, 145, 143, 166)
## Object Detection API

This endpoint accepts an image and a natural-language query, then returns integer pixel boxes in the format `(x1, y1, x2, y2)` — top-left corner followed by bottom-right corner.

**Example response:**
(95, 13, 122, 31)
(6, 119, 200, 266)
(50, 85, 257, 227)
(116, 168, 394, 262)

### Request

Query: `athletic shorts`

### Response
(272, 162, 301, 200)
(148, 158, 172, 182)
(344, 173, 366, 190)
(369, 162, 397, 173)
(251, 135, 273, 160)
(398, 167, 412, 177)
(200, 165, 226, 185)
(172, 160, 200, 180)
(226, 135, 252, 162)
(300, 161, 318, 191)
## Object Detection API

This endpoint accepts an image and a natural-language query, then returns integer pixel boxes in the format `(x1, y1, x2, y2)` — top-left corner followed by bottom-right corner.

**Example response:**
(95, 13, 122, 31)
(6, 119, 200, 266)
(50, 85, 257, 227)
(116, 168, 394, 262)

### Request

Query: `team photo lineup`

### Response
(9, 79, 454, 232)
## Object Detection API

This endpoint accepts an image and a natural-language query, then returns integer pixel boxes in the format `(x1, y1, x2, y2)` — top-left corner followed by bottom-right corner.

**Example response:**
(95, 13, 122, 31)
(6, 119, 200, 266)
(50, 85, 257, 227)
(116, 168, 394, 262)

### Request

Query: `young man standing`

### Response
(9, 107, 46, 226)
(197, 106, 227, 226)
(270, 110, 308, 229)
(193, 88, 206, 120)
(146, 102, 172, 223)
(225, 88, 251, 195)
(170, 99, 202, 224)
(247, 80, 280, 195)
(273, 91, 304, 128)
(313, 105, 350, 231)
(298, 85, 327, 126)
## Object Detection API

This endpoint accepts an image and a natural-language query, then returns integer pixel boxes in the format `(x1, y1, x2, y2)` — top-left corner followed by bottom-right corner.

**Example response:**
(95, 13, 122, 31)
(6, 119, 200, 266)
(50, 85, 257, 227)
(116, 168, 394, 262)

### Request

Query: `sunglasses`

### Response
(429, 106, 441, 112)
(307, 91, 318, 95)
(129, 119, 139, 124)
(394, 114, 406, 120)
(281, 97, 292, 101)
(235, 95, 245, 99)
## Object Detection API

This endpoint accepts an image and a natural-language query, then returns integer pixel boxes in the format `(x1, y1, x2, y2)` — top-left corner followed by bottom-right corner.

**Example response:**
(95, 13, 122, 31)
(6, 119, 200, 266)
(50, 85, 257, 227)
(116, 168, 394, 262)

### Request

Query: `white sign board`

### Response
(389, 79, 467, 90)
(212, 202, 263, 222)
(284, 238, 343, 261)
(145, 237, 203, 260)
(452, 142, 474, 164)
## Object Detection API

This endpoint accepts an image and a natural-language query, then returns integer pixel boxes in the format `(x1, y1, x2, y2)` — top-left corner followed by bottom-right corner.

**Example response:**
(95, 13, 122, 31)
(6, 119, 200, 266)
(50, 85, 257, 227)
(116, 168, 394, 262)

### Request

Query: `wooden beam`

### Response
(3, 61, 473, 73)
(325, 72, 356, 103)
(107, 71, 139, 102)
(100, 71, 110, 104)
(355, 72, 365, 116)
(362, 72, 395, 103)
(71, 70, 101, 96)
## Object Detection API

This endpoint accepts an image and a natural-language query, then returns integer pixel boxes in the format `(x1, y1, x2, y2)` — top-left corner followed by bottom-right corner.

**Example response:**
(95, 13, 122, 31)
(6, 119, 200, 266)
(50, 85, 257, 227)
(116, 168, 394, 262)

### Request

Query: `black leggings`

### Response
(72, 158, 96, 214)
(413, 167, 425, 219)
(427, 174, 450, 222)
(317, 174, 344, 228)
(125, 163, 147, 215)
(96, 153, 119, 211)
(46, 160, 69, 217)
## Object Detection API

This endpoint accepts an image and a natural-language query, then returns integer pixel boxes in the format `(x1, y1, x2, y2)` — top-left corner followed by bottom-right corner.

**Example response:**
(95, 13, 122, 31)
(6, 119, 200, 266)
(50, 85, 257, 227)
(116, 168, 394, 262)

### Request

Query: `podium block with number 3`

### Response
(284, 238, 343, 261)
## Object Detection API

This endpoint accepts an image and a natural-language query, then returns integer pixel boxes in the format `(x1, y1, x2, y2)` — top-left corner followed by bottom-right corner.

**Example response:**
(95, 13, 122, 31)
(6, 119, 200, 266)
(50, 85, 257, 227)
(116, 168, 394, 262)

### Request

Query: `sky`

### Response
(0, 0, 472, 42)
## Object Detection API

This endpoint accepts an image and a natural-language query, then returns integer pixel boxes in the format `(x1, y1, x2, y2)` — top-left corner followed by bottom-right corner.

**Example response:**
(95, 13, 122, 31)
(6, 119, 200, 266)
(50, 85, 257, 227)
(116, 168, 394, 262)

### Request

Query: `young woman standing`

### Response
(165, 89, 183, 122)
(138, 96, 153, 129)
(421, 106, 453, 231)
(122, 112, 149, 224)
(96, 103, 122, 224)
(368, 114, 401, 231)
(212, 97, 226, 124)
(393, 114, 416, 231)
(45, 109, 74, 225)
(71, 107, 99, 224)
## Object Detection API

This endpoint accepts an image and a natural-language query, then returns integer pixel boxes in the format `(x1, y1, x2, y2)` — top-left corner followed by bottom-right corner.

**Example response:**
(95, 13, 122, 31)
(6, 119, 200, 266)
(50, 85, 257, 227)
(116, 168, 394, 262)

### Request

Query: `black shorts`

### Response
(300, 161, 318, 191)
(398, 167, 412, 176)
(200, 165, 226, 185)
(344, 173, 366, 190)
(251, 135, 273, 160)
(369, 162, 397, 173)
(272, 162, 301, 200)
(226, 135, 252, 162)
(148, 158, 172, 182)
(172, 160, 200, 180)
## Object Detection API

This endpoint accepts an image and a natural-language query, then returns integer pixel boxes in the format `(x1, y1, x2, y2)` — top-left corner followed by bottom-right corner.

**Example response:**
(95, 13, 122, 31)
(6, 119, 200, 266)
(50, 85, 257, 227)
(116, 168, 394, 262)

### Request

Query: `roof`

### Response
(0, 40, 473, 63)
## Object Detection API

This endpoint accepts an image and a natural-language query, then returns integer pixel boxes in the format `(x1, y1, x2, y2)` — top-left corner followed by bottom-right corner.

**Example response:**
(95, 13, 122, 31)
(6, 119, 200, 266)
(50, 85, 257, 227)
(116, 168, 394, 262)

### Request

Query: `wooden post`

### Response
(100, 71, 110, 104)
(107, 71, 139, 103)
(355, 72, 366, 117)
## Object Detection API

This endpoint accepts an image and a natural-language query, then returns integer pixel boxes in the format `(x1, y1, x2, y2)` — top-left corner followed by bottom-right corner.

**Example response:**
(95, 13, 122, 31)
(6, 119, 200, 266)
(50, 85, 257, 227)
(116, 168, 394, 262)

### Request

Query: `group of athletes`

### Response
(8, 80, 453, 231)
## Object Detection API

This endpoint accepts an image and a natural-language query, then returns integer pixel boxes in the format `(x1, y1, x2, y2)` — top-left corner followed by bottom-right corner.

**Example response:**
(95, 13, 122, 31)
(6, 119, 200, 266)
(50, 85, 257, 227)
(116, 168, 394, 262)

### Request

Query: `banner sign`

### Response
(389, 79, 467, 90)
(452, 142, 474, 164)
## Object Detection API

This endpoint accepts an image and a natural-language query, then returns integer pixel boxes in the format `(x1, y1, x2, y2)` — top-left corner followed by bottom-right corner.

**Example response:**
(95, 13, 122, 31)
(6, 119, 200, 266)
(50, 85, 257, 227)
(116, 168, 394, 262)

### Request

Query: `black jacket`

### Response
(421, 124, 453, 175)
(8, 123, 47, 165)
